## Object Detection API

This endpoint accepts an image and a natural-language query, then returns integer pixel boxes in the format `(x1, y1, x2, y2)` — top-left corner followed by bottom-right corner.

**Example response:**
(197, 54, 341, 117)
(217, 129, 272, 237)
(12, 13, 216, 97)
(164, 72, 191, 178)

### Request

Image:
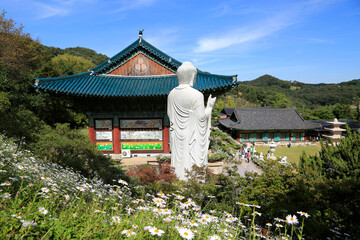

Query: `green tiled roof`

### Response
(34, 37, 238, 97)
(35, 71, 237, 97)
(91, 38, 181, 74)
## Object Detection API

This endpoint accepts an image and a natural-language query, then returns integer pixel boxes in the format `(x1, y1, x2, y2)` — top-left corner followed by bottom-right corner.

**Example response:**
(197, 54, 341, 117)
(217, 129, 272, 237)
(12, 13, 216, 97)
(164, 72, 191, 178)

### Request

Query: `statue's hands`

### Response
(207, 94, 216, 108)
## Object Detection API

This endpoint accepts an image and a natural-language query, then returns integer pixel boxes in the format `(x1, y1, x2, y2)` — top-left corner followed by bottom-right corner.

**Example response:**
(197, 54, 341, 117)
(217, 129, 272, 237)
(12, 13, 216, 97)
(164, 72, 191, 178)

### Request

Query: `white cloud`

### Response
(195, 15, 294, 53)
(194, 0, 336, 53)
(34, 0, 95, 18)
(35, 2, 69, 18)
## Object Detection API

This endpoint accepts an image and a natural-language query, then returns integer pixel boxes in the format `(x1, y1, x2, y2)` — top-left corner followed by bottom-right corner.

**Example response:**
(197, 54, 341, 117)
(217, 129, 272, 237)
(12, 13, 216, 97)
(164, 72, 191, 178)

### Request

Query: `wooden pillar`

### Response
(88, 126, 95, 144)
(113, 126, 120, 154)
(164, 126, 170, 153)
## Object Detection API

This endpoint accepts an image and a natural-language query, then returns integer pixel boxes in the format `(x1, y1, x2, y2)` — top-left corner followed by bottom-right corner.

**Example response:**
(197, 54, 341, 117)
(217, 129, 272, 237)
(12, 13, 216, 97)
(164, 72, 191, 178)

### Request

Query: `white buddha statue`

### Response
(167, 62, 216, 180)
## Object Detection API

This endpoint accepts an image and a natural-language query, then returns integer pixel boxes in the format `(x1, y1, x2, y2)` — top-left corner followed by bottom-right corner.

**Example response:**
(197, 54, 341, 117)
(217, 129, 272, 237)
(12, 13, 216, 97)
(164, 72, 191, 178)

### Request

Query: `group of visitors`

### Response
(240, 143, 255, 163)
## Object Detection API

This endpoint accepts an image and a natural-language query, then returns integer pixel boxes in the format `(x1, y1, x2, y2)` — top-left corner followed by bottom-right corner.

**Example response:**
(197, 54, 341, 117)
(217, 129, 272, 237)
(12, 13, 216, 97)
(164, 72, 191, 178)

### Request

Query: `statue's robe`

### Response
(167, 84, 212, 180)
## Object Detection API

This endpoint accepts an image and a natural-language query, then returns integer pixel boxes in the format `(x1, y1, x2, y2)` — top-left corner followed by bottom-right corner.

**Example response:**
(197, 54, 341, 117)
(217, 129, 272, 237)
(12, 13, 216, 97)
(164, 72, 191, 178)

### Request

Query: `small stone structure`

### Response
(269, 141, 277, 159)
(323, 118, 345, 144)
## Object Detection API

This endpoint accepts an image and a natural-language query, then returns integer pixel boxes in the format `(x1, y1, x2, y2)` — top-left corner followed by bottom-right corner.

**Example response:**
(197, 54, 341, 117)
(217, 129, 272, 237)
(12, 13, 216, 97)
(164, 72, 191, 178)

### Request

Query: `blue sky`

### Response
(1, 0, 360, 83)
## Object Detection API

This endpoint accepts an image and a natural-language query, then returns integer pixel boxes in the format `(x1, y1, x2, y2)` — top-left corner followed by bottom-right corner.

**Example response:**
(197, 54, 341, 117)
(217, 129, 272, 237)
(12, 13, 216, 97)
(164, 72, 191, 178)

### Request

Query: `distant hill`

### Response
(228, 74, 360, 108)
(242, 74, 294, 89)
(44, 46, 108, 66)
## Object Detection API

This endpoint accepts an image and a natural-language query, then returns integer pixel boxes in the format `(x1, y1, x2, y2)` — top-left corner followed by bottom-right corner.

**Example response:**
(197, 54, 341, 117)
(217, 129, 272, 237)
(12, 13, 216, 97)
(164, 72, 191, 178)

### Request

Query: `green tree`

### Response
(43, 54, 95, 77)
(353, 96, 360, 120)
(312, 107, 335, 120)
(0, 10, 45, 78)
(300, 127, 360, 180)
(298, 128, 360, 236)
(332, 104, 354, 119)
(224, 96, 236, 108)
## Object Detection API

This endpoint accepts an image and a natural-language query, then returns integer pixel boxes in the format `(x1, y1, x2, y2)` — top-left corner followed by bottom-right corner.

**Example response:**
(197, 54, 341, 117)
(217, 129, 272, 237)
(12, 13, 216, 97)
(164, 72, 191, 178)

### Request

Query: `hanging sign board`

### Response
(95, 120, 112, 130)
(121, 141, 163, 150)
(120, 119, 162, 129)
(121, 131, 162, 140)
(96, 131, 113, 141)
(97, 142, 113, 151)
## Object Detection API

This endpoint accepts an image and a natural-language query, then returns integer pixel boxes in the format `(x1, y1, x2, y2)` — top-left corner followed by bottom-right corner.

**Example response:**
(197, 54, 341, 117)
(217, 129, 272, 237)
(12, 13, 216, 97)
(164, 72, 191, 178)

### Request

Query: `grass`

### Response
(254, 143, 321, 165)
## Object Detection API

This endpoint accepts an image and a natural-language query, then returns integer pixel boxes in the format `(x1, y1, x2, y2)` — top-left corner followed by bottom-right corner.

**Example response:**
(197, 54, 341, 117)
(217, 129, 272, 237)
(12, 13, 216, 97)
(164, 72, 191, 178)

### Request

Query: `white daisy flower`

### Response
(201, 214, 213, 222)
(0, 181, 11, 186)
(175, 194, 185, 200)
(118, 179, 128, 186)
(121, 229, 136, 237)
(225, 217, 238, 223)
(182, 210, 190, 215)
(209, 235, 221, 240)
(137, 206, 149, 211)
(297, 211, 310, 218)
(149, 227, 165, 237)
(112, 216, 121, 224)
(285, 214, 299, 225)
(252, 211, 262, 216)
(177, 227, 194, 240)
(188, 220, 199, 227)
(11, 214, 21, 219)
(21, 220, 37, 227)
(38, 207, 48, 215)
(153, 197, 165, 207)
(163, 217, 172, 223)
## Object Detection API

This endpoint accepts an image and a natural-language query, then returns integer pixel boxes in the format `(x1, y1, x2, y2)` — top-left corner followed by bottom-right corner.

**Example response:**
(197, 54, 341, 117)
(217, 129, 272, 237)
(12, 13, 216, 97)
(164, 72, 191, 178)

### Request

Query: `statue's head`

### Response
(176, 62, 197, 87)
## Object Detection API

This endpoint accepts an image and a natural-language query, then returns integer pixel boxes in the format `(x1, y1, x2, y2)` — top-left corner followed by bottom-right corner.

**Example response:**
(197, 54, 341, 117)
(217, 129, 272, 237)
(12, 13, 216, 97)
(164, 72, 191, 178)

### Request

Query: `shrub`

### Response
(127, 163, 177, 185)
(30, 123, 125, 184)
(208, 151, 229, 162)
(127, 164, 159, 184)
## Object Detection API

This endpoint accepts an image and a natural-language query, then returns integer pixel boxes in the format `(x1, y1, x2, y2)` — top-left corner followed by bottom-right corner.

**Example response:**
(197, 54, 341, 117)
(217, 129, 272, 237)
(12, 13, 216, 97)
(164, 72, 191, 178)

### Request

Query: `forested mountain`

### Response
(219, 74, 360, 120)
(44, 46, 108, 66)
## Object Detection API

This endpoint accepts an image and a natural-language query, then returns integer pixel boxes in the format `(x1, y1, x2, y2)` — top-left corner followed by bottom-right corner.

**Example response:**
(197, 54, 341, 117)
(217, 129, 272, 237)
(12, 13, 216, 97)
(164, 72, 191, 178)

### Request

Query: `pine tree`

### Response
(300, 127, 360, 180)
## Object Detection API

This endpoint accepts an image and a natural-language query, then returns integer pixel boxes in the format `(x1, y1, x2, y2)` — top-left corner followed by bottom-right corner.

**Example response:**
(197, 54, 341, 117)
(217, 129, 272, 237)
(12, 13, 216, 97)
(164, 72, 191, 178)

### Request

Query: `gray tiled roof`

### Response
(219, 107, 321, 131)
(221, 107, 235, 116)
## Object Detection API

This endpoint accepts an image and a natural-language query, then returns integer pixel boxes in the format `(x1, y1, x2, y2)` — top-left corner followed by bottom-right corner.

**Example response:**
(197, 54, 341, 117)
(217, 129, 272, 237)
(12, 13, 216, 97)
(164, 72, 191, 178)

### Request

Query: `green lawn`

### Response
(255, 143, 321, 165)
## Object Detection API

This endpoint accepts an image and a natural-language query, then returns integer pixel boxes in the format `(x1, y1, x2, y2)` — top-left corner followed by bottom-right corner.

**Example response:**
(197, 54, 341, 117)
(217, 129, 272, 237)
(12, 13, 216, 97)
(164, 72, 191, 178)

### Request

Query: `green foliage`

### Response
(300, 128, 360, 181)
(45, 46, 108, 66)
(224, 96, 236, 108)
(209, 151, 229, 162)
(298, 129, 360, 236)
(311, 107, 335, 120)
(0, 10, 47, 78)
(333, 103, 355, 120)
(30, 124, 125, 183)
(41, 54, 95, 77)
(0, 91, 10, 112)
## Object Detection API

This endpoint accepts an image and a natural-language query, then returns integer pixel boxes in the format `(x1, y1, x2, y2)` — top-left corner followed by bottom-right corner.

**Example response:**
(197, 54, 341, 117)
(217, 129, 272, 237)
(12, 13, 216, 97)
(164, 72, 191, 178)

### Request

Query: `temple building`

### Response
(219, 107, 321, 143)
(34, 33, 237, 155)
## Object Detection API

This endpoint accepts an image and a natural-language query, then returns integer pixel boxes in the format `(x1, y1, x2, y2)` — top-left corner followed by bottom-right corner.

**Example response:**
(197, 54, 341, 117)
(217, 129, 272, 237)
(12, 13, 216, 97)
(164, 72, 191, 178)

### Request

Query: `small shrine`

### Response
(34, 32, 237, 156)
(322, 118, 346, 143)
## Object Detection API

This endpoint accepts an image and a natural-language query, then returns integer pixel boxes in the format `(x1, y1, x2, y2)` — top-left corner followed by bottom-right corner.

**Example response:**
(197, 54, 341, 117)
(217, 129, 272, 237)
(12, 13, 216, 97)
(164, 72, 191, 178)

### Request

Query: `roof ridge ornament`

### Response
(139, 29, 144, 43)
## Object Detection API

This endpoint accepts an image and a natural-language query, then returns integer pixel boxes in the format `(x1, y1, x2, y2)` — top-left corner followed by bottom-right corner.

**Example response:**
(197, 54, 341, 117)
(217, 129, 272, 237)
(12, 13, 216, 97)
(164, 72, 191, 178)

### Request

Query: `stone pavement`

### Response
(223, 156, 263, 177)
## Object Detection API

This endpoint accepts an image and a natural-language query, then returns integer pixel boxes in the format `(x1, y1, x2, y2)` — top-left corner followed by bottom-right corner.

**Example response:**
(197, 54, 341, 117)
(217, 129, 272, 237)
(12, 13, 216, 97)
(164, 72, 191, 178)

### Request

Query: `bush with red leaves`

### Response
(127, 163, 177, 184)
